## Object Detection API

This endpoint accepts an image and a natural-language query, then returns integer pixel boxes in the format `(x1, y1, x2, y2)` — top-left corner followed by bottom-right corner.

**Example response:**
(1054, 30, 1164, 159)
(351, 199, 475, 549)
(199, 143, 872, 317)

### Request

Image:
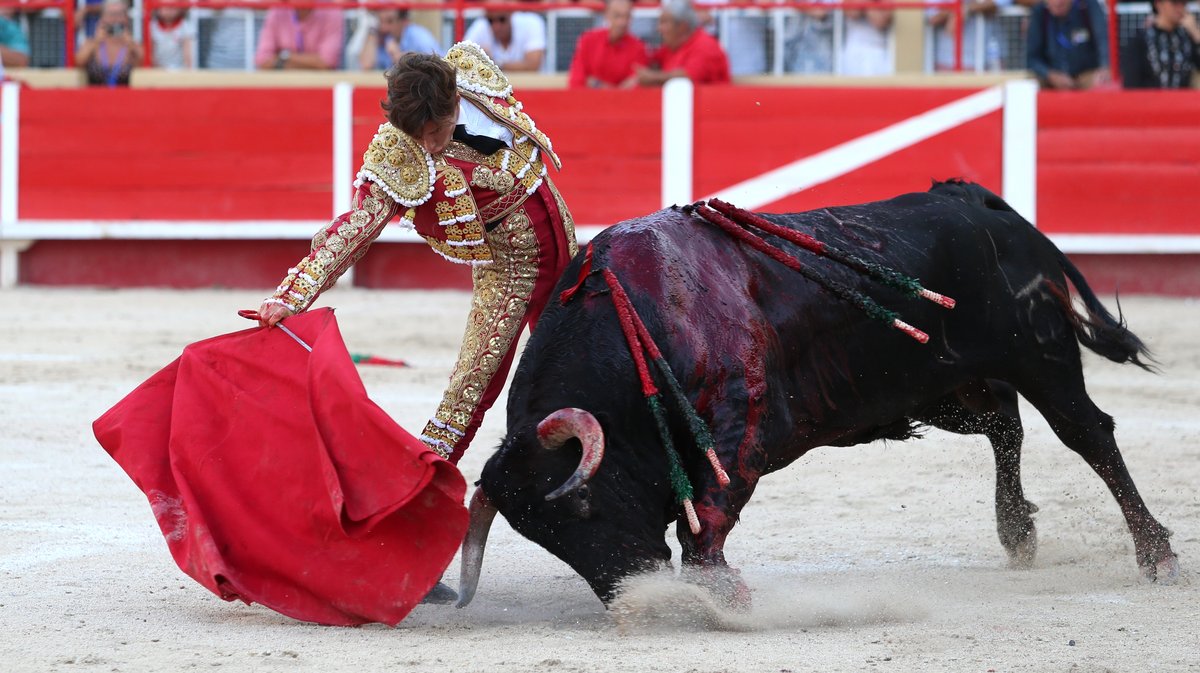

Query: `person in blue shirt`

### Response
(1026, 0, 1110, 89)
(358, 8, 441, 71)
(0, 7, 30, 70)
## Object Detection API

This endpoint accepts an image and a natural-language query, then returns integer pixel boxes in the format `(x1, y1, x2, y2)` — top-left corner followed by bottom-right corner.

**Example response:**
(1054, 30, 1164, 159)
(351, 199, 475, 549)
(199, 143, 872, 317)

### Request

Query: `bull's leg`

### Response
(676, 489, 756, 612)
(920, 381, 1038, 567)
(675, 410, 766, 612)
(1016, 376, 1179, 582)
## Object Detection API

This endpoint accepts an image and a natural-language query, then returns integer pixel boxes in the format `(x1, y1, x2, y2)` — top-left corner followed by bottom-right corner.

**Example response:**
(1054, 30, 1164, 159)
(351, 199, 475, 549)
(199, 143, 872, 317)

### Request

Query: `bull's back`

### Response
(591, 193, 1062, 452)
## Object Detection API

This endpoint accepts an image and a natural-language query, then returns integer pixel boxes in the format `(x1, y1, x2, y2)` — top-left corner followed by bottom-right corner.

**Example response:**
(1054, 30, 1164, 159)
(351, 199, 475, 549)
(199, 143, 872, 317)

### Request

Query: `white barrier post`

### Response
(1002, 79, 1038, 226)
(2, 81, 22, 289)
(332, 82, 355, 287)
(661, 77, 694, 209)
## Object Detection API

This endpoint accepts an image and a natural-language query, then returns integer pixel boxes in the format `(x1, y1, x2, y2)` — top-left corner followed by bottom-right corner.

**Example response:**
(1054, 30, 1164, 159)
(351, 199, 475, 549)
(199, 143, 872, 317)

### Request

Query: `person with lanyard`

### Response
(1026, 0, 1110, 89)
(1121, 0, 1200, 88)
(258, 42, 577, 486)
(76, 0, 141, 87)
(254, 0, 344, 70)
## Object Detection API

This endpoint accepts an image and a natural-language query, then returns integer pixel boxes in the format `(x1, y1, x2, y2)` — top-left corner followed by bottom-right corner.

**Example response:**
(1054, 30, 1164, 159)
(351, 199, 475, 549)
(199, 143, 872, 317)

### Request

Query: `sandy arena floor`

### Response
(1, 287, 1197, 672)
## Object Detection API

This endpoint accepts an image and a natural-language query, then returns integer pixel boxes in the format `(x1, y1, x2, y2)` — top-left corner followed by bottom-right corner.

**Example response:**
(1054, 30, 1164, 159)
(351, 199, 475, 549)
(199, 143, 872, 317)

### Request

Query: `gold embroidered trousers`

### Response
(420, 182, 576, 462)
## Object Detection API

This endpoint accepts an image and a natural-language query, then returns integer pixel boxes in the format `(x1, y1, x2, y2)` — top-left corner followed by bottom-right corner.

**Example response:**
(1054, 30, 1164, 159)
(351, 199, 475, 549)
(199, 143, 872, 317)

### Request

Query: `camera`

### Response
(109, 23, 125, 37)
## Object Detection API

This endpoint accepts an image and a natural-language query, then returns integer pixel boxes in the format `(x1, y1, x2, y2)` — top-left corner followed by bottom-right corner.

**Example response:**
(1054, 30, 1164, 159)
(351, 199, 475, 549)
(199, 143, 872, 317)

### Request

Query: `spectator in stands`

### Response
(207, 7, 255, 69)
(1026, 0, 1110, 89)
(0, 7, 30, 70)
(785, 1, 835, 74)
(76, 0, 141, 87)
(463, 4, 546, 72)
(255, 0, 345, 70)
(636, 0, 731, 85)
(150, 5, 195, 70)
(841, 0, 894, 76)
(927, 0, 1011, 71)
(1121, 0, 1200, 88)
(567, 0, 648, 88)
(358, 8, 441, 71)
(704, 0, 769, 75)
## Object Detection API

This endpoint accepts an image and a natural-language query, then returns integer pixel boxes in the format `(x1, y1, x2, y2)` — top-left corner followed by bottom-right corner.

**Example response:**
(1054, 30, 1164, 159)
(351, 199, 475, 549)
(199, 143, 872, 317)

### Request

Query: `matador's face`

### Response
(419, 102, 460, 156)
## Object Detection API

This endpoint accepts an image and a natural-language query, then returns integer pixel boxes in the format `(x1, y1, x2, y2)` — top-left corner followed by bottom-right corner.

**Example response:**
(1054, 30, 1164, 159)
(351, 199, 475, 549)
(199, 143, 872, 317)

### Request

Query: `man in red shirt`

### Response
(637, 0, 731, 85)
(568, 0, 648, 88)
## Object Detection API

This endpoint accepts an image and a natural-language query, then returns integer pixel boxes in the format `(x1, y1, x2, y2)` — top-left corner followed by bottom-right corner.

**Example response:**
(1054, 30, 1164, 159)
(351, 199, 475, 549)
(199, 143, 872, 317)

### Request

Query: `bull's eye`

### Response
(571, 485, 592, 518)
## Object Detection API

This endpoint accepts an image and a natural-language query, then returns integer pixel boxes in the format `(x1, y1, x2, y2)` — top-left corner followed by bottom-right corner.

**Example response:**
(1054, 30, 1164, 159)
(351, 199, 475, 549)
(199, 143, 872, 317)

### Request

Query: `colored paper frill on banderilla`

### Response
(92, 308, 467, 626)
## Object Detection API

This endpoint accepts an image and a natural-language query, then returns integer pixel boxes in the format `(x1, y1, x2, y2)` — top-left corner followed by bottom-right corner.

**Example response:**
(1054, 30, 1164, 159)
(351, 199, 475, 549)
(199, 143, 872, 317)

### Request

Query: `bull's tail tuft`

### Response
(928, 179, 1017, 214)
(1048, 251, 1155, 372)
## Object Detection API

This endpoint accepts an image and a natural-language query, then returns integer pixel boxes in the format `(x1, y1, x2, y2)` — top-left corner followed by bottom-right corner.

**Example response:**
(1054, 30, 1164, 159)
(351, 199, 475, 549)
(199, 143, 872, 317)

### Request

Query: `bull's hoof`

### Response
(421, 581, 459, 605)
(1004, 521, 1038, 569)
(685, 566, 753, 613)
(1140, 553, 1181, 585)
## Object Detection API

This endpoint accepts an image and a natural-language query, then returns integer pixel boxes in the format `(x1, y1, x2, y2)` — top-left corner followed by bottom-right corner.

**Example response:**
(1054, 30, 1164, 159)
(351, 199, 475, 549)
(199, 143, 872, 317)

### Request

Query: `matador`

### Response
(260, 42, 578, 463)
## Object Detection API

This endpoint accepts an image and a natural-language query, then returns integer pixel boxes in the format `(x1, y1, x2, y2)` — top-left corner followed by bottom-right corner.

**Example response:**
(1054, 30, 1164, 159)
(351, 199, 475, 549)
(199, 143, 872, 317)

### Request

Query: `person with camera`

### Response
(76, 0, 141, 87)
(357, 8, 440, 71)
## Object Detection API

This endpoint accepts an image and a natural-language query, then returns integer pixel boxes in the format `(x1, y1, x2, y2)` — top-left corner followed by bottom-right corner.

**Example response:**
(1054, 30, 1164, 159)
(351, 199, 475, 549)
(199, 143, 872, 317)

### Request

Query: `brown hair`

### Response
(381, 53, 458, 137)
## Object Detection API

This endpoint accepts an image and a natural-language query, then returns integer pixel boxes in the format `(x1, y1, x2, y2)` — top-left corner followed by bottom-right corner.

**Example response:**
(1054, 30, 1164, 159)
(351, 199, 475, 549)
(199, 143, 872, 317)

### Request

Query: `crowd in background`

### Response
(0, 0, 1197, 88)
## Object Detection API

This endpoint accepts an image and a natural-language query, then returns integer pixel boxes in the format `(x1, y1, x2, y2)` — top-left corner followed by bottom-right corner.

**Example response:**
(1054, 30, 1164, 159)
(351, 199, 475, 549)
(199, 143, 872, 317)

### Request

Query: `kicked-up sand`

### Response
(1, 287, 1197, 672)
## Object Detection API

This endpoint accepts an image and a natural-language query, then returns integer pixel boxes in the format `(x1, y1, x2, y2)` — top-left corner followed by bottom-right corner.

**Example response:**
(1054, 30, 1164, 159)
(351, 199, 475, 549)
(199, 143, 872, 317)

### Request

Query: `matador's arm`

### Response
(264, 182, 414, 313)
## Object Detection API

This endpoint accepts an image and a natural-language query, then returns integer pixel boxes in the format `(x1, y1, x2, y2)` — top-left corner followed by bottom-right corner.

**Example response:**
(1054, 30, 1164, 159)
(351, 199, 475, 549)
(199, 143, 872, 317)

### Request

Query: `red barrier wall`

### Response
(694, 87, 1003, 211)
(1038, 91, 1200, 235)
(7, 87, 1200, 294)
(19, 89, 334, 221)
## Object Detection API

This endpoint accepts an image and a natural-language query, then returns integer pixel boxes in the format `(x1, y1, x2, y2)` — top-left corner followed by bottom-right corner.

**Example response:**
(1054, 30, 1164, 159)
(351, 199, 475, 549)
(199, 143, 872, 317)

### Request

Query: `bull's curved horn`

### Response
(456, 487, 497, 609)
(539, 408, 605, 501)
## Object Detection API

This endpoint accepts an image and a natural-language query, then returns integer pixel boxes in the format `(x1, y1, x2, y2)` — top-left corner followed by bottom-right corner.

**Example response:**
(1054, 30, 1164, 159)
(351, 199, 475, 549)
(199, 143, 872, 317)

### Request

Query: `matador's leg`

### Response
(420, 209, 541, 462)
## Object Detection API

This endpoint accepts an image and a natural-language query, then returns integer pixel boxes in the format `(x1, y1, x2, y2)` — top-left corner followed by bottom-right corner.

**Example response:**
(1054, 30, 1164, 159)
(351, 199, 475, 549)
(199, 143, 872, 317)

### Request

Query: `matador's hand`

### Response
(257, 302, 295, 328)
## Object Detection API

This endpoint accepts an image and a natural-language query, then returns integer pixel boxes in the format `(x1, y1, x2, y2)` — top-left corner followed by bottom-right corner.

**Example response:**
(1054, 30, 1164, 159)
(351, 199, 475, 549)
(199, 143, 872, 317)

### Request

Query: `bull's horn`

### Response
(539, 408, 605, 501)
(456, 487, 497, 609)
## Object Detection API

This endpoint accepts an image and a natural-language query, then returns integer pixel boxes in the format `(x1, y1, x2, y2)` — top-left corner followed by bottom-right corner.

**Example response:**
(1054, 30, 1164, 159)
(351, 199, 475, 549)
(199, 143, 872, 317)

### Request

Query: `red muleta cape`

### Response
(93, 308, 467, 626)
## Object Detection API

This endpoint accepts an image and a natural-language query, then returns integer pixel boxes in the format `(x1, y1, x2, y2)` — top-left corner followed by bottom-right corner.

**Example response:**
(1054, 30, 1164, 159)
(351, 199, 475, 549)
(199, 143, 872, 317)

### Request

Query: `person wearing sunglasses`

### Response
(1121, 0, 1200, 88)
(463, 4, 546, 71)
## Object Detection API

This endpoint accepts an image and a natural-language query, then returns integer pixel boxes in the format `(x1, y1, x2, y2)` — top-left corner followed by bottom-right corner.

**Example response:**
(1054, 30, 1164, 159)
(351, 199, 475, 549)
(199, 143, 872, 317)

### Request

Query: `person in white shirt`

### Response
(841, 0, 894, 76)
(463, 7, 546, 72)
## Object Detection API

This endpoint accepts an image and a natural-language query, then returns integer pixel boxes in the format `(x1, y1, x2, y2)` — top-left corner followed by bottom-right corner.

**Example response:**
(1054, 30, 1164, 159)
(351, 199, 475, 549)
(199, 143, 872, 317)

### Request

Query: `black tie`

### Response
(453, 125, 508, 156)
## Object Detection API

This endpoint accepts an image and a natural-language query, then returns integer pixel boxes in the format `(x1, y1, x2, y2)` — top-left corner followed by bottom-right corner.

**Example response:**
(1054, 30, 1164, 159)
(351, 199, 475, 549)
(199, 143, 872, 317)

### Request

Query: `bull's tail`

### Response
(1050, 248, 1154, 371)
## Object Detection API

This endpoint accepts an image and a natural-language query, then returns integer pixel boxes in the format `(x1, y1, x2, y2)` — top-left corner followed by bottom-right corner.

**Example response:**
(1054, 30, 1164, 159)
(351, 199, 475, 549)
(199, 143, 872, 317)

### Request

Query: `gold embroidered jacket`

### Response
(267, 41, 563, 314)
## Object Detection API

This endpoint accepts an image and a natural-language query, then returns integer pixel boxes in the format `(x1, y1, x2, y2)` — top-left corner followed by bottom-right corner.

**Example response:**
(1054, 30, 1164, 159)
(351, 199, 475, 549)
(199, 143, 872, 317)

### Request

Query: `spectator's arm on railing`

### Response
(1085, 0, 1108, 68)
(0, 44, 29, 68)
(1024, 2, 1051, 81)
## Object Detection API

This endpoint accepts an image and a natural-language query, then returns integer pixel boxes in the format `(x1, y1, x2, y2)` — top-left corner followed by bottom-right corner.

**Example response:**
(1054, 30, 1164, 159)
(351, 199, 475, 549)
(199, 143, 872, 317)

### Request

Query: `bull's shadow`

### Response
(457, 180, 1178, 611)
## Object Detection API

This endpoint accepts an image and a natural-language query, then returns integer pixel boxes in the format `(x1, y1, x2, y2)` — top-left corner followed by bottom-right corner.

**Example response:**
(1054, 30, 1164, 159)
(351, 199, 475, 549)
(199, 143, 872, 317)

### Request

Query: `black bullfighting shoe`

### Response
(421, 581, 459, 605)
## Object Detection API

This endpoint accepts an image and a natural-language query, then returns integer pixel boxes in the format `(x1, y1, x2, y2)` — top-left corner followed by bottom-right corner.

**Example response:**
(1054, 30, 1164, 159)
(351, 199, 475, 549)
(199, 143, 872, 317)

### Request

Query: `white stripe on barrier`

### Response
(1, 82, 18, 229)
(1002, 80, 1038, 225)
(661, 77, 694, 208)
(333, 82, 354, 217)
(701, 86, 1005, 211)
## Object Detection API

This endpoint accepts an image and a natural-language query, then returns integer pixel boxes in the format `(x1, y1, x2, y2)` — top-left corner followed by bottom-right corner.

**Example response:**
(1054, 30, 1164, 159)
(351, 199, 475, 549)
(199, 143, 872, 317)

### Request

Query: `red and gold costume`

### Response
(266, 42, 578, 462)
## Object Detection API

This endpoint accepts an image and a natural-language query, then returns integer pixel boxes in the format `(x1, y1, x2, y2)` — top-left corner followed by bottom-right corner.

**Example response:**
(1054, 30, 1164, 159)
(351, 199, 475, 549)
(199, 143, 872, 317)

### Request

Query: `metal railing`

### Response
(4, 0, 975, 75)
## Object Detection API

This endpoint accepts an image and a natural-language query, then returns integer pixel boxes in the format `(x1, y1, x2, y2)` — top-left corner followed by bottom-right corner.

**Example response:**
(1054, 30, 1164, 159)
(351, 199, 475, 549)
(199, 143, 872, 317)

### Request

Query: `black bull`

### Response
(456, 180, 1179, 608)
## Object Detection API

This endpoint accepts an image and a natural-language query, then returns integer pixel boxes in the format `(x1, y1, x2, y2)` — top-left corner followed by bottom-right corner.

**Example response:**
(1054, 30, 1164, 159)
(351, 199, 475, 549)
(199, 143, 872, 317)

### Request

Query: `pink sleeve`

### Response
(316, 11, 346, 69)
(255, 10, 281, 68)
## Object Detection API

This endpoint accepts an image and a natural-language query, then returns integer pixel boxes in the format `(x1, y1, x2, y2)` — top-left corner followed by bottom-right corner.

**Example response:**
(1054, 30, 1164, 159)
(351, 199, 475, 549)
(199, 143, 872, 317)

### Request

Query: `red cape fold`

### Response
(93, 308, 467, 626)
